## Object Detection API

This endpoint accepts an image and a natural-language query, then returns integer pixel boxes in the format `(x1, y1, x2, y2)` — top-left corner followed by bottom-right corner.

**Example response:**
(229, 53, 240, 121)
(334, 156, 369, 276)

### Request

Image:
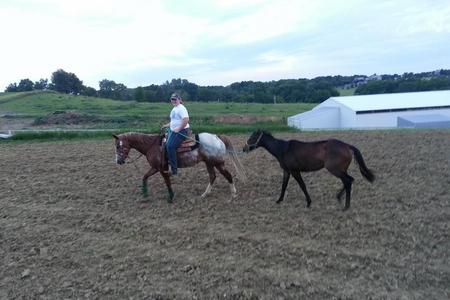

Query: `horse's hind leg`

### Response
(215, 163, 237, 198)
(336, 187, 345, 202)
(201, 163, 216, 198)
(291, 171, 312, 208)
(342, 174, 354, 210)
(329, 169, 354, 210)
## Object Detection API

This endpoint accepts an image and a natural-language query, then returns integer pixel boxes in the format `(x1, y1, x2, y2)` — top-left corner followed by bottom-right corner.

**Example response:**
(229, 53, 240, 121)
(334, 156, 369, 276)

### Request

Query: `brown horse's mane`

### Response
(121, 132, 160, 150)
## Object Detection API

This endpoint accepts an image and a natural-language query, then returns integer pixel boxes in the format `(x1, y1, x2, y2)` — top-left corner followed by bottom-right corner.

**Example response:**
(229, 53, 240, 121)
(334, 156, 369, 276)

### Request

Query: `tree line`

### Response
(5, 69, 450, 103)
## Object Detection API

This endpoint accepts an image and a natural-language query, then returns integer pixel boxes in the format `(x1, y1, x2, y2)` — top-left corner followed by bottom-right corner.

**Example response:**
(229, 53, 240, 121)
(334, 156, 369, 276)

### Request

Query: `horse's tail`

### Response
(350, 145, 375, 183)
(218, 135, 247, 183)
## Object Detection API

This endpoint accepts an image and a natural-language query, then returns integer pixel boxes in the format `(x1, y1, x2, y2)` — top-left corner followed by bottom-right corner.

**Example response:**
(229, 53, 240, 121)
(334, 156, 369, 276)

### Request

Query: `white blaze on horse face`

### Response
(198, 133, 226, 156)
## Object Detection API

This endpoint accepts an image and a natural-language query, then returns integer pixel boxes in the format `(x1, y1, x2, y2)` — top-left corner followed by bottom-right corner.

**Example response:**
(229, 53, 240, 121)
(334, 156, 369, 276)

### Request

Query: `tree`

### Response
(98, 79, 128, 100)
(17, 79, 34, 91)
(134, 86, 145, 102)
(80, 86, 98, 97)
(5, 83, 18, 92)
(50, 69, 83, 94)
(34, 78, 48, 90)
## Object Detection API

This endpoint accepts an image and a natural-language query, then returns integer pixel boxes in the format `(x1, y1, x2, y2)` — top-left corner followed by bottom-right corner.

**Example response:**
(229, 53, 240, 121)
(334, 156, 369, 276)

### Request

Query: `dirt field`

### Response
(1, 130, 449, 299)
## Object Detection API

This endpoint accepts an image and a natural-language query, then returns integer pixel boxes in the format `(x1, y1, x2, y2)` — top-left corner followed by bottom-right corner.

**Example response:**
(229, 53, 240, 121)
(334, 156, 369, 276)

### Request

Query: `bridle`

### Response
(116, 139, 143, 164)
(245, 131, 264, 149)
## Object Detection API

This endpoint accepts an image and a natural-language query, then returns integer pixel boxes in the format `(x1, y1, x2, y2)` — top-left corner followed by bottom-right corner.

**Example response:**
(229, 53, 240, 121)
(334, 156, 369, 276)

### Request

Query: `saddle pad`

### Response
(177, 139, 196, 153)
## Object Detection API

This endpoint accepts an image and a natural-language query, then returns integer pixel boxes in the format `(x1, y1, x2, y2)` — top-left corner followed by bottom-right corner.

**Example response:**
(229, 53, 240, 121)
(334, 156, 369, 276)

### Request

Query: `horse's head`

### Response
(113, 134, 131, 165)
(243, 129, 264, 153)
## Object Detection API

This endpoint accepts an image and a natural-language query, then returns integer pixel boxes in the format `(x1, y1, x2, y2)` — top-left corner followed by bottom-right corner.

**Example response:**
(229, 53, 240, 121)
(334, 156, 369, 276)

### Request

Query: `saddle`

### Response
(161, 129, 199, 171)
(162, 129, 198, 153)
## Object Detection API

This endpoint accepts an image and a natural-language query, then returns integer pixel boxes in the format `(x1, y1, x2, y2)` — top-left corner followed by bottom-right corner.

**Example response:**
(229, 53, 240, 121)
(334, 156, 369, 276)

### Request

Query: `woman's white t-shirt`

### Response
(169, 104, 190, 131)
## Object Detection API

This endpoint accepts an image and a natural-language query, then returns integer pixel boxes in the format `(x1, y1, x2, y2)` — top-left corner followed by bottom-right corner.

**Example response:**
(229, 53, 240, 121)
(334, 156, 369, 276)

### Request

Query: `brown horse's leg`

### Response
(291, 171, 312, 208)
(276, 170, 291, 204)
(336, 187, 345, 202)
(160, 172, 175, 203)
(142, 167, 158, 197)
(328, 168, 354, 210)
(215, 163, 237, 198)
(341, 174, 354, 210)
(201, 163, 216, 198)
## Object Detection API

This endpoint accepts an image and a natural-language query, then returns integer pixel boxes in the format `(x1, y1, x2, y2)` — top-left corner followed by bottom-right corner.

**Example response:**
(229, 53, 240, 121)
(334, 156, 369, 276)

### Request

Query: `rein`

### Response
(126, 153, 144, 164)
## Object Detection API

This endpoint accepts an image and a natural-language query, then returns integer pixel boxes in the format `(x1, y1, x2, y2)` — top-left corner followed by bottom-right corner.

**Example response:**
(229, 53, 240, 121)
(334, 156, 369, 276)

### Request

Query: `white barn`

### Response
(287, 90, 450, 130)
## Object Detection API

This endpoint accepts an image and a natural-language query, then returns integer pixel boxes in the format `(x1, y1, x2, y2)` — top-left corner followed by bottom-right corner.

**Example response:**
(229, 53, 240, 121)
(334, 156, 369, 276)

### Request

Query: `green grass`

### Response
(0, 91, 313, 118)
(0, 91, 313, 141)
(337, 87, 356, 96)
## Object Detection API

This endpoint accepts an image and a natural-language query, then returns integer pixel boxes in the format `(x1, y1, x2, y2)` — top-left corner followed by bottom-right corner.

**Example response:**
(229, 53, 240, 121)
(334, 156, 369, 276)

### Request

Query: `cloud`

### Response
(1, 0, 449, 90)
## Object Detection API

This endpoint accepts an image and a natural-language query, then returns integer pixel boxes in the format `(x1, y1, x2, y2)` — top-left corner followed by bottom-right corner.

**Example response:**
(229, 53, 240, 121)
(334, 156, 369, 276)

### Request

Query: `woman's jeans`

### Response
(166, 129, 188, 175)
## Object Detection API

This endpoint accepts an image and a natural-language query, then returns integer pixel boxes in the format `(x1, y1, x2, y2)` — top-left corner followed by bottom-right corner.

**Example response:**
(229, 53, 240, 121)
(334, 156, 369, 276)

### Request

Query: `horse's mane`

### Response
(259, 129, 274, 138)
(121, 132, 160, 147)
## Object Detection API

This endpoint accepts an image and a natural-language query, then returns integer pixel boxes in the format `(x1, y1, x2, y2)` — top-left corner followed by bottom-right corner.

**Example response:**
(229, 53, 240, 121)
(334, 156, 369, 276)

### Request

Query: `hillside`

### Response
(0, 91, 314, 135)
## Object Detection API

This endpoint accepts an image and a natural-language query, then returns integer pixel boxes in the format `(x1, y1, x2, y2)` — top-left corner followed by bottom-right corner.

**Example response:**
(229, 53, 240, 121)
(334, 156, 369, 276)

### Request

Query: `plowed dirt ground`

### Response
(1, 130, 449, 299)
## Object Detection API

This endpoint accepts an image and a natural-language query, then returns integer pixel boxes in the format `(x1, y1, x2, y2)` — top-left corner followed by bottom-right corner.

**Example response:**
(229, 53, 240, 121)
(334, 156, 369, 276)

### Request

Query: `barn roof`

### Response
(326, 90, 450, 112)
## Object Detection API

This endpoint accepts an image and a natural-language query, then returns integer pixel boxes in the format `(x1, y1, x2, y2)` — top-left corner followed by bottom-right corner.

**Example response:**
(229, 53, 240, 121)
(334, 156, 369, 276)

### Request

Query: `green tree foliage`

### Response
(355, 76, 450, 95)
(50, 69, 83, 94)
(5, 83, 18, 92)
(34, 78, 48, 90)
(134, 86, 145, 102)
(4, 69, 450, 102)
(5, 79, 35, 92)
(17, 79, 34, 91)
(81, 86, 98, 97)
(98, 79, 130, 100)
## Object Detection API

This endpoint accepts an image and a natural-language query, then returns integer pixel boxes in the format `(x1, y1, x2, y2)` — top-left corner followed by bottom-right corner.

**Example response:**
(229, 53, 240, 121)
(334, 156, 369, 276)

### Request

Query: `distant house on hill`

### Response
(287, 90, 450, 130)
(343, 74, 382, 89)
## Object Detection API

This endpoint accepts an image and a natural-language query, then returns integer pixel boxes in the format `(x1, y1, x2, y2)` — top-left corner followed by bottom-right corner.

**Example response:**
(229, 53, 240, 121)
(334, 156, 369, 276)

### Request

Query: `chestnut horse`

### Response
(243, 130, 375, 210)
(113, 132, 246, 202)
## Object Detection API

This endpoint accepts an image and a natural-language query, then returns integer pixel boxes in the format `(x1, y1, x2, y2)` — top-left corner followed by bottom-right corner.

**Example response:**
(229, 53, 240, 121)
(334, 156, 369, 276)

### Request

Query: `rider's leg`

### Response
(166, 129, 187, 175)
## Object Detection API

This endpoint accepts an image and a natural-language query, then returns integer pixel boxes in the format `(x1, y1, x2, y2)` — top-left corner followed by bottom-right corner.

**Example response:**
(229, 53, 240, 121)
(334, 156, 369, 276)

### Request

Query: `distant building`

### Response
(287, 90, 450, 130)
(343, 74, 381, 89)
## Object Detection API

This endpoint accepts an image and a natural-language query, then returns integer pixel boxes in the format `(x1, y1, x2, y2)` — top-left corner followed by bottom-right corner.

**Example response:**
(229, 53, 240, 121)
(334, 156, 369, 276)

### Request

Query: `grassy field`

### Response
(337, 87, 356, 96)
(0, 91, 315, 140)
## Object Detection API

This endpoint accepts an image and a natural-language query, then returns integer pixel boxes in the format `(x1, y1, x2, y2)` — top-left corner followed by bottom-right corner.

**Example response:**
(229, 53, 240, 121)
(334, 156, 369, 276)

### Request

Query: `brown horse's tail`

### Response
(350, 145, 375, 183)
(218, 135, 247, 183)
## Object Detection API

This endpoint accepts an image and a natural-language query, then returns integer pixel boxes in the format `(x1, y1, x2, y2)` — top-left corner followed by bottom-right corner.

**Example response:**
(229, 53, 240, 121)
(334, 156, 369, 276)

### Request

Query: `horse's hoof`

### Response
(342, 206, 349, 211)
(276, 200, 282, 204)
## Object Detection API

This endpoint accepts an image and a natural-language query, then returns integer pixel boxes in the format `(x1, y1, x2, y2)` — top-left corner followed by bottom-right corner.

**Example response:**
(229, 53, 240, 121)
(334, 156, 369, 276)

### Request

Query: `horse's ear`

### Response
(113, 134, 119, 140)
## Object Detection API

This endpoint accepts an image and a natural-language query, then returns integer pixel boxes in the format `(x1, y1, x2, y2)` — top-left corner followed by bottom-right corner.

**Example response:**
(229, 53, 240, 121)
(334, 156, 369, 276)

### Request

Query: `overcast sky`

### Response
(1, 0, 450, 91)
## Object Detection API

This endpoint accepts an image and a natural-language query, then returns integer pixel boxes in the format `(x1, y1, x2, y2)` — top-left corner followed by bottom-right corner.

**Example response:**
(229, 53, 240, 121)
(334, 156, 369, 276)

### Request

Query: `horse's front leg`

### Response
(276, 170, 290, 204)
(142, 167, 158, 197)
(292, 171, 312, 208)
(161, 172, 175, 203)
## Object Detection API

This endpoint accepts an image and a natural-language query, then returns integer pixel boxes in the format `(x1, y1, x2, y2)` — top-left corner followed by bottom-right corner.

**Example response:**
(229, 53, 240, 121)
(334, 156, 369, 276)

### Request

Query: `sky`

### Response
(1, 0, 450, 91)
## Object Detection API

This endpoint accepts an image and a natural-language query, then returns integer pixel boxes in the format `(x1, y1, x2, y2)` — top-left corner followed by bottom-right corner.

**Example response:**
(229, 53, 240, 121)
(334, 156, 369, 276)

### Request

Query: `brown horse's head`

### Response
(113, 134, 131, 165)
(243, 129, 265, 153)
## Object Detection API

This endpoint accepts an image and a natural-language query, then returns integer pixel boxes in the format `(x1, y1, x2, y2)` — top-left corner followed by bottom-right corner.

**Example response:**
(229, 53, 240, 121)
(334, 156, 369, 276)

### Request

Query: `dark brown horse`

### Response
(113, 132, 246, 202)
(243, 130, 375, 210)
